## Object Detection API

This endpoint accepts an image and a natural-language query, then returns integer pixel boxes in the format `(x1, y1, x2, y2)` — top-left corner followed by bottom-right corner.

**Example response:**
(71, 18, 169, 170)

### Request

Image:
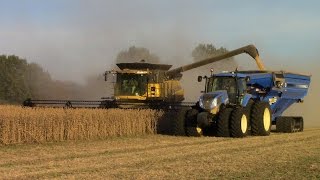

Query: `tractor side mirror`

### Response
(245, 76, 250, 82)
(198, 76, 202, 82)
(104, 71, 108, 81)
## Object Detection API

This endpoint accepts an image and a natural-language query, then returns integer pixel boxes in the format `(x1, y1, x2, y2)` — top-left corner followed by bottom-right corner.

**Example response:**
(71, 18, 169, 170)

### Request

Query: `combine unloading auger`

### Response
(23, 44, 265, 109)
(166, 44, 265, 79)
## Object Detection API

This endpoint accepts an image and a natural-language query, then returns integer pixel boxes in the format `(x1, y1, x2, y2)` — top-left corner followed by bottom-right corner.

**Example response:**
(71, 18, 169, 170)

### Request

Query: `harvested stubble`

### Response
(0, 105, 162, 145)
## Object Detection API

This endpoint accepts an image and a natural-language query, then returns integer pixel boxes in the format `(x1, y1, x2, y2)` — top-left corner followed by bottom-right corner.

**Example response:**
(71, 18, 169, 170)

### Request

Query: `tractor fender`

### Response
(241, 94, 253, 107)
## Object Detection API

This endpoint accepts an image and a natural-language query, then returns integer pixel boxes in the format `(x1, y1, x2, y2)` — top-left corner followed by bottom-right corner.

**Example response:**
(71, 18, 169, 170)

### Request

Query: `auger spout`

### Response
(166, 44, 265, 79)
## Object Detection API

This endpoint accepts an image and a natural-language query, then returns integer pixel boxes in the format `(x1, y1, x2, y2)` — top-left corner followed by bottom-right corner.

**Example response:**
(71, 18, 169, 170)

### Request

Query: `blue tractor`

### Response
(185, 66, 311, 137)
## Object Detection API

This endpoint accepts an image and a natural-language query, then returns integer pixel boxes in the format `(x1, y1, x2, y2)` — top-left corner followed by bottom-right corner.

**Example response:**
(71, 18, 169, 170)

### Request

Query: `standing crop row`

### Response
(0, 105, 162, 145)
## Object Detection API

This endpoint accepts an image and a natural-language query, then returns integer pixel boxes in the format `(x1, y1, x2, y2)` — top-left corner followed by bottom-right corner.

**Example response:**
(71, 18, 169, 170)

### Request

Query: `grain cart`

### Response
(185, 70, 311, 137)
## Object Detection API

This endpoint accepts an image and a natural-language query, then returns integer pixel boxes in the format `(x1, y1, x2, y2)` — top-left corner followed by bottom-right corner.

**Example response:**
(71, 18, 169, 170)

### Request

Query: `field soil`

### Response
(0, 129, 319, 179)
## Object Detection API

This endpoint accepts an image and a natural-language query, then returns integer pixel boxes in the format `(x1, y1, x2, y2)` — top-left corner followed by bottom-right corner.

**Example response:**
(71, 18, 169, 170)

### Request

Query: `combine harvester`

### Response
(23, 44, 310, 137)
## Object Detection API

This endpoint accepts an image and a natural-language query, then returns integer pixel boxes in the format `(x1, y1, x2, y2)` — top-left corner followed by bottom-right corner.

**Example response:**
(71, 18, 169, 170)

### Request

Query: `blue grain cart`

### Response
(185, 70, 311, 137)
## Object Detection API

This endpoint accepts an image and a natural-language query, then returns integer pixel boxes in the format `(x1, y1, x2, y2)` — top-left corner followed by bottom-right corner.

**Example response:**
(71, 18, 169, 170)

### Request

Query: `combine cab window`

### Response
(115, 74, 148, 96)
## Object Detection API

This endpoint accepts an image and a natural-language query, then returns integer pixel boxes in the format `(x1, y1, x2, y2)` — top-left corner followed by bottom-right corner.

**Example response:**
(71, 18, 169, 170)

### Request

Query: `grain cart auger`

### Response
(184, 69, 311, 137)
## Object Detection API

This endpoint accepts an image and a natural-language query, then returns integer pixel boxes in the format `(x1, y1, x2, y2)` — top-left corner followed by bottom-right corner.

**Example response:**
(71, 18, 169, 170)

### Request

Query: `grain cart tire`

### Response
(216, 108, 233, 137)
(185, 109, 202, 137)
(276, 117, 294, 133)
(171, 108, 188, 136)
(298, 117, 304, 132)
(275, 117, 286, 133)
(230, 107, 248, 138)
(285, 118, 295, 133)
(251, 101, 272, 136)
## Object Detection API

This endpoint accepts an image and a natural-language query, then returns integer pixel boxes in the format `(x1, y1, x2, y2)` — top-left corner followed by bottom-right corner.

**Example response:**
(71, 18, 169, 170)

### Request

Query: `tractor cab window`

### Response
(115, 73, 148, 96)
(237, 78, 247, 95)
(207, 77, 247, 104)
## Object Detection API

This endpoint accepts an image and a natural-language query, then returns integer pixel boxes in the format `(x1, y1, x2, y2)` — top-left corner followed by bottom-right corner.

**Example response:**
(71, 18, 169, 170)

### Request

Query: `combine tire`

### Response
(171, 108, 188, 136)
(251, 101, 272, 136)
(185, 109, 202, 137)
(216, 108, 232, 137)
(230, 107, 248, 138)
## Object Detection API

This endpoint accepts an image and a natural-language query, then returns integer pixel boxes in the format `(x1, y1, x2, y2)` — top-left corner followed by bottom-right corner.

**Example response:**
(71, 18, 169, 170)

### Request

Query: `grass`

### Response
(0, 129, 319, 179)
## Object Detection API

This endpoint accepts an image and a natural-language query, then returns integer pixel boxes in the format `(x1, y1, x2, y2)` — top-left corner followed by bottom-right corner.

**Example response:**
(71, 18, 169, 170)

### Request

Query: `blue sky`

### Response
(0, 0, 319, 81)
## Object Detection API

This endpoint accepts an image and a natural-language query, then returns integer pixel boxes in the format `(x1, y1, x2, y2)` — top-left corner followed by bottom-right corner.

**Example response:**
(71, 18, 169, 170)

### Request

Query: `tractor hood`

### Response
(199, 90, 229, 112)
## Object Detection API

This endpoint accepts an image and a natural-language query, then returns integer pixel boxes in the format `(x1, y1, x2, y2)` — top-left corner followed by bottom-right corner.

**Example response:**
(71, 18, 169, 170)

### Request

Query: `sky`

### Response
(0, 0, 319, 82)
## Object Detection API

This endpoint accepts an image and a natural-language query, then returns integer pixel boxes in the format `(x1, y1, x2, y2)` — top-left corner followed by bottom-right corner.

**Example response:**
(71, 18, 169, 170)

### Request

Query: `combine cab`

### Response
(185, 70, 311, 137)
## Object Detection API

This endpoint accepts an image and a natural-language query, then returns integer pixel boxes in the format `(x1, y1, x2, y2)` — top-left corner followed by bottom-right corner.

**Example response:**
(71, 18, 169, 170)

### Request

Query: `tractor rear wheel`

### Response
(216, 108, 232, 137)
(185, 109, 202, 137)
(251, 101, 272, 136)
(230, 107, 248, 138)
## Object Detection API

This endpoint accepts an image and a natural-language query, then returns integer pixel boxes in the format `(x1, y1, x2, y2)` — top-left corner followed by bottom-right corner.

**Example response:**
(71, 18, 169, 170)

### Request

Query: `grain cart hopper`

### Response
(185, 69, 311, 137)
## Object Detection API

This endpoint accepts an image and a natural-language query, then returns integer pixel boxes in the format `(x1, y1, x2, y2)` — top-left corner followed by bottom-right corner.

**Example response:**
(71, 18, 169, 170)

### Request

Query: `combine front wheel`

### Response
(185, 109, 202, 137)
(251, 101, 272, 136)
(171, 108, 188, 136)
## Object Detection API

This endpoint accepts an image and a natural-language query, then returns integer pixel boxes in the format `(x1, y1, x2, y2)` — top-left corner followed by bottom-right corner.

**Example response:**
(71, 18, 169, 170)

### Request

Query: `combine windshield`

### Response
(115, 73, 148, 96)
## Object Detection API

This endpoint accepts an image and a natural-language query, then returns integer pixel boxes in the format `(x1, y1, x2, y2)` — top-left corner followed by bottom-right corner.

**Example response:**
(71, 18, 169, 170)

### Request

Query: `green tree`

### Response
(0, 55, 31, 103)
(116, 46, 160, 64)
(191, 44, 237, 71)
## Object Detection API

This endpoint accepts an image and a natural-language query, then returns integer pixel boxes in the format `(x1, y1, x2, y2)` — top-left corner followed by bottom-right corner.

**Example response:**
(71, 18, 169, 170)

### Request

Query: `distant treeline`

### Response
(0, 55, 107, 104)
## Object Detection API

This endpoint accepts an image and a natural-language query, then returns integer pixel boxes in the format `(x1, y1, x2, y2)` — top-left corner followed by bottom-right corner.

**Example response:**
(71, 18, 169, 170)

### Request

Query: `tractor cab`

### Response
(198, 72, 249, 110)
(206, 75, 248, 104)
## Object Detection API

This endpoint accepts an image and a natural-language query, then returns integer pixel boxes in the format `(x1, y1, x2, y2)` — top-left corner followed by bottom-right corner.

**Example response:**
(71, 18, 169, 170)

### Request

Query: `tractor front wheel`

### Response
(216, 108, 232, 137)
